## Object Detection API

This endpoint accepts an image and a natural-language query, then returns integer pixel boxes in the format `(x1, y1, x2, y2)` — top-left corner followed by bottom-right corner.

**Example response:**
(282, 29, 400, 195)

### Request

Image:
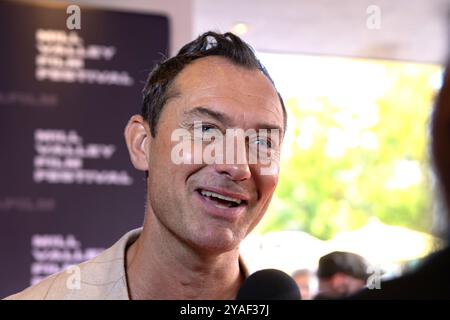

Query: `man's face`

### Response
(318, 273, 366, 298)
(294, 275, 312, 300)
(146, 56, 284, 254)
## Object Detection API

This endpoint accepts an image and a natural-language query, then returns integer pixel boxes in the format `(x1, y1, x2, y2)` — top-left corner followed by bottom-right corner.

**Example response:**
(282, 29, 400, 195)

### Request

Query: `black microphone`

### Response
(236, 269, 301, 300)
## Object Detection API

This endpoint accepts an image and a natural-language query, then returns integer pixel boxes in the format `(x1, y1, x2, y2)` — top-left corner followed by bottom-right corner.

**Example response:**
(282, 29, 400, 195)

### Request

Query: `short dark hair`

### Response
(141, 31, 287, 137)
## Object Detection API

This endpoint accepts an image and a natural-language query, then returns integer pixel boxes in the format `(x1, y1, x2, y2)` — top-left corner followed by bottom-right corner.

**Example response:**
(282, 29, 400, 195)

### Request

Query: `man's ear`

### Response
(124, 115, 150, 171)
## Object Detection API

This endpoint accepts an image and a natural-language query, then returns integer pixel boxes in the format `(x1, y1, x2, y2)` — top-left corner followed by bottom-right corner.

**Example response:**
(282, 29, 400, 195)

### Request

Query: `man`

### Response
(314, 251, 369, 299)
(292, 269, 314, 300)
(5, 31, 287, 299)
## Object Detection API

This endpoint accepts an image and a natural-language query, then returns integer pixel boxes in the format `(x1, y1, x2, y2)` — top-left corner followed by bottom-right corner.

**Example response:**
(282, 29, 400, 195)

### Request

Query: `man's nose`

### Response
(214, 162, 251, 181)
(212, 131, 253, 181)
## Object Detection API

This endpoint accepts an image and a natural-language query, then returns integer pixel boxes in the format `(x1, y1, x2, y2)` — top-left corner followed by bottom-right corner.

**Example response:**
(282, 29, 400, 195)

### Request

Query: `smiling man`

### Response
(6, 31, 287, 300)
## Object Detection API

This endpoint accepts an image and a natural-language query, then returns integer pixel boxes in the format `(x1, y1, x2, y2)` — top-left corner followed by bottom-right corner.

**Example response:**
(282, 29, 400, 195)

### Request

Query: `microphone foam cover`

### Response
(236, 268, 301, 300)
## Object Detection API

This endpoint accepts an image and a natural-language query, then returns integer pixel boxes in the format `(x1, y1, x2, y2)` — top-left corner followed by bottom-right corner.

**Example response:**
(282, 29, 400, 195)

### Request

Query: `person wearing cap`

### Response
(314, 251, 369, 299)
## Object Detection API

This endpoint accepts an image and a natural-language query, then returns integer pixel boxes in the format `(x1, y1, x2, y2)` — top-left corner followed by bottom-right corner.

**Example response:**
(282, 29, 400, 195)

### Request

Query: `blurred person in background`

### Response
(314, 251, 369, 299)
(292, 269, 314, 300)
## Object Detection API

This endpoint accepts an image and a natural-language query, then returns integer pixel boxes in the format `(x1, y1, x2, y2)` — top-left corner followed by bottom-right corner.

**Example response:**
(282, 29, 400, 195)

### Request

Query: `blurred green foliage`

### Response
(259, 59, 441, 240)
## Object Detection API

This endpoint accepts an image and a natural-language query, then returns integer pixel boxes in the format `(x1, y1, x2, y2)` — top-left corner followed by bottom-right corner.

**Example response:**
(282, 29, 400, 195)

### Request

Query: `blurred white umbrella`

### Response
(325, 218, 442, 266)
(240, 230, 326, 274)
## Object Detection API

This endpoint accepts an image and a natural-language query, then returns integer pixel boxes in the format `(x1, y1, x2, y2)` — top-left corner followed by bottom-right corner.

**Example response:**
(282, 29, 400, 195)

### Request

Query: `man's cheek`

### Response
(257, 165, 280, 193)
(258, 152, 280, 177)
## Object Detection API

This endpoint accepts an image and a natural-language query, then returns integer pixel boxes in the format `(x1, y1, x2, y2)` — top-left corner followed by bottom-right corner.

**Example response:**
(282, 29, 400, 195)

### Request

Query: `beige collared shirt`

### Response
(4, 228, 249, 300)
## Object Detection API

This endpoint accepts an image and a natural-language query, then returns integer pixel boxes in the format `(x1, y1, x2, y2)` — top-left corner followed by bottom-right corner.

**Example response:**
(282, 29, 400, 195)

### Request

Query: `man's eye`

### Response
(192, 123, 220, 140)
(254, 137, 272, 148)
(193, 122, 216, 133)
(201, 125, 214, 133)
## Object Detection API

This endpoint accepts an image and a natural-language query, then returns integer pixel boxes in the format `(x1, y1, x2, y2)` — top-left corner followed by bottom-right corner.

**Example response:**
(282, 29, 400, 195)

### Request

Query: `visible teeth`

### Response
(200, 190, 242, 205)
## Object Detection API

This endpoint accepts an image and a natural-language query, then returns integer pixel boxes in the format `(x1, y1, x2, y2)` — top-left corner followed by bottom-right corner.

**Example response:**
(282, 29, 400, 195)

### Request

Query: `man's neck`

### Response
(125, 221, 244, 300)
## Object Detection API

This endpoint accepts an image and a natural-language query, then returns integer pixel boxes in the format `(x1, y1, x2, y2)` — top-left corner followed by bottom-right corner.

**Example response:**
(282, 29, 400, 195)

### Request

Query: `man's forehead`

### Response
(173, 56, 273, 95)
(168, 57, 284, 125)
(178, 56, 247, 77)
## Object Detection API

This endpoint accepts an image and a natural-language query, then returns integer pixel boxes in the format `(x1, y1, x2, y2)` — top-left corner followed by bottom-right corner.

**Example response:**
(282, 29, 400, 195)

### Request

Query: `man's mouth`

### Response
(197, 189, 245, 208)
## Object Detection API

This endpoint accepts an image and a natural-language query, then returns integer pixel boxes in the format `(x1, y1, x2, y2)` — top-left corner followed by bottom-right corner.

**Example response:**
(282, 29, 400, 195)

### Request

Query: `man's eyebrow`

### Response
(184, 106, 284, 134)
(183, 106, 232, 124)
(256, 123, 283, 135)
